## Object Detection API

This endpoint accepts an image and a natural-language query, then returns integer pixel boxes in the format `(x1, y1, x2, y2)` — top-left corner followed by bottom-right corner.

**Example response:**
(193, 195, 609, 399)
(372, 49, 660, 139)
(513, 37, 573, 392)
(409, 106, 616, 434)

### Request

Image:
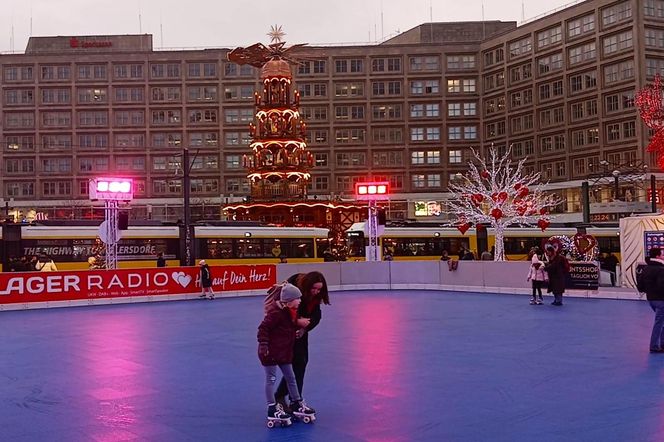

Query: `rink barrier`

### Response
(0, 261, 641, 311)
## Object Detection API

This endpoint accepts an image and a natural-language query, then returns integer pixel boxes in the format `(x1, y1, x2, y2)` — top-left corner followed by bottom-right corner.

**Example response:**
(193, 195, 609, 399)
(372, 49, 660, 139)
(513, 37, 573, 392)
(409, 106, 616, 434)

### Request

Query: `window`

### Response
(509, 37, 532, 59)
(297, 83, 327, 97)
(603, 60, 634, 85)
(188, 109, 218, 124)
(78, 88, 107, 104)
(371, 57, 401, 72)
(372, 81, 401, 96)
(334, 82, 364, 97)
(537, 53, 563, 75)
(188, 86, 218, 102)
(410, 80, 439, 95)
(509, 63, 532, 85)
(151, 63, 181, 79)
(645, 0, 664, 18)
(537, 26, 562, 48)
(151, 86, 180, 102)
(41, 89, 70, 104)
(42, 112, 71, 128)
(373, 151, 403, 167)
(151, 133, 180, 148)
(410, 56, 440, 71)
(603, 31, 633, 55)
(79, 134, 108, 149)
(334, 59, 364, 73)
(447, 79, 476, 93)
(449, 150, 462, 164)
(315, 153, 328, 167)
(372, 104, 402, 120)
(42, 135, 72, 149)
(646, 28, 664, 49)
(602, 2, 632, 27)
(567, 14, 595, 38)
(5, 135, 35, 152)
(571, 128, 599, 148)
(372, 127, 403, 143)
(569, 70, 597, 93)
(298, 60, 326, 75)
(447, 55, 476, 70)
(114, 87, 144, 103)
(5, 112, 34, 128)
(335, 128, 365, 144)
(336, 152, 366, 167)
(568, 42, 596, 65)
(411, 151, 425, 165)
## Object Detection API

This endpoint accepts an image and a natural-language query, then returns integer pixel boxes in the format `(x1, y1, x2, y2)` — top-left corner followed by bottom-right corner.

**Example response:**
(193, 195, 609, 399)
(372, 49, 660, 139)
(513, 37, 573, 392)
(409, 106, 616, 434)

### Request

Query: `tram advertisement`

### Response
(0, 264, 276, 304)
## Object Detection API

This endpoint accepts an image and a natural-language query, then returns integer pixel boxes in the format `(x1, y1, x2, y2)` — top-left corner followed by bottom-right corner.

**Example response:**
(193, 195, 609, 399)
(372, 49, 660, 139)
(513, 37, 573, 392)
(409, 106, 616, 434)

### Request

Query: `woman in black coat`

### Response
(544, 245, 569, 306)
(274, 271, 329, 406)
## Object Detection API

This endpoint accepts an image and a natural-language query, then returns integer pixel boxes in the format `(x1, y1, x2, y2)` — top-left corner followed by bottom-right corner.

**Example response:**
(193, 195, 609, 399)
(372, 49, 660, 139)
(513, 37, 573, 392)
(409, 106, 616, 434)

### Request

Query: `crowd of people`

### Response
(7, 255, 58, 272)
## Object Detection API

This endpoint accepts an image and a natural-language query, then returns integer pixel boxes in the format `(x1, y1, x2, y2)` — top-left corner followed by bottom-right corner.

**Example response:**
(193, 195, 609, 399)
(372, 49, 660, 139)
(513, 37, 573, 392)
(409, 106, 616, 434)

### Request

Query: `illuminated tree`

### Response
(447, 145, 560, 261)
(636, 74, 664, 168)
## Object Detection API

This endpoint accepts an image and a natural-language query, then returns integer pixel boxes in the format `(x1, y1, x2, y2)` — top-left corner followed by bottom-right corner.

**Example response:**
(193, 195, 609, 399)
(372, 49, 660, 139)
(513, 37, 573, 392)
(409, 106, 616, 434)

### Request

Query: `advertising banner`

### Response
(565, 261, 599, 290)
(0, 265, 276, 305)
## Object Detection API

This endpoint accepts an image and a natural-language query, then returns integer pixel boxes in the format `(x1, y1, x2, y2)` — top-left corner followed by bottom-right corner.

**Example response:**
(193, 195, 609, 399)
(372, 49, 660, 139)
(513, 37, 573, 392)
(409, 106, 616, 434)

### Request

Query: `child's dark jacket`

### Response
(257, 303, 297, 366)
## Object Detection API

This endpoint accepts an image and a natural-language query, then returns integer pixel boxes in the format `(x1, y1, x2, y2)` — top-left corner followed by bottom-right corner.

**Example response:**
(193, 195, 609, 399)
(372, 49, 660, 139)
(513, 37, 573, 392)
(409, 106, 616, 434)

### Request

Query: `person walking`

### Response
(544, 244, 569, 306)
(637, 247, 664, 353)
(198, 260, 215, 300)
(156, 252, 166, 267)
(36, 255, 58, 272)
(274, 271, 329, 410)
(258, 283, 315, 425)
(527, 249, 547, 305)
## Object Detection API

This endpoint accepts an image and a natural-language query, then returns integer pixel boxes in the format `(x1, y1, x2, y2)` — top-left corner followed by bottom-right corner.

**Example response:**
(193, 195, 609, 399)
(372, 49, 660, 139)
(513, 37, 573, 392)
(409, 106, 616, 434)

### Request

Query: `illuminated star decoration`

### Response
(268, 25, 286, 43)
(636, 74, 664, 168)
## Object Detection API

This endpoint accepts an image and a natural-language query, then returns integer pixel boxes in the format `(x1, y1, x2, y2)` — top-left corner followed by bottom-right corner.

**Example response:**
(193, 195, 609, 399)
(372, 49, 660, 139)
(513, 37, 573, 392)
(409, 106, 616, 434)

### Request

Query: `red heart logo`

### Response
(573, 233, 597, 254)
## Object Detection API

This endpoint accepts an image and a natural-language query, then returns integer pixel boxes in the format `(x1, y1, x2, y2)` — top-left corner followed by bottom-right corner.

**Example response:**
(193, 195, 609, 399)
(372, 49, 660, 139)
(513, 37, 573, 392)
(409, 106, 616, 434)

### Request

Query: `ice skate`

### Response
(536, 297, 543, 305)
(290, 399, 316, 423)
(529, 298, 536, 305)
(266, 402, 292, 428)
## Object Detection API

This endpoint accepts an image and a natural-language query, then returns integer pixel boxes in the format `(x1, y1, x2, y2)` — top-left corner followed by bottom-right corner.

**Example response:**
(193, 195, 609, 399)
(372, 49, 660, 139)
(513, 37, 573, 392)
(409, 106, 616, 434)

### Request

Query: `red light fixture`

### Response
(89, 178, 134, 201)
(355, 181, 390, 200)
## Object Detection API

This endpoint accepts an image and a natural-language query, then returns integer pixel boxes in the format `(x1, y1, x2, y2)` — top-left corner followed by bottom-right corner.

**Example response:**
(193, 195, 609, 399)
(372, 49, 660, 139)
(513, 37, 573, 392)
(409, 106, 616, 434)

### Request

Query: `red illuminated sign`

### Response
(355, 181, 390, 201)
(0, 265, 275, 305)
(89, 178, 133, 201)
(69, 37, 113, 49)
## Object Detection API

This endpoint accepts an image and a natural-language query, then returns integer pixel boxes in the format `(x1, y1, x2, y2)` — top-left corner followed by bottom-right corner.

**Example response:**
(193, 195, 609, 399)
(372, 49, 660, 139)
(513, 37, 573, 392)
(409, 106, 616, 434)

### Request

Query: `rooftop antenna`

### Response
(10, 19, 14, 52)
(138, 0, 143, 33)
(429, 0, 433, 43)
(381, 0, 384, 40)
(159, 10, 164, 48)
(30, 1, 33, 37)
(521, 1, 525, 22)
(481, 1, 486, 40)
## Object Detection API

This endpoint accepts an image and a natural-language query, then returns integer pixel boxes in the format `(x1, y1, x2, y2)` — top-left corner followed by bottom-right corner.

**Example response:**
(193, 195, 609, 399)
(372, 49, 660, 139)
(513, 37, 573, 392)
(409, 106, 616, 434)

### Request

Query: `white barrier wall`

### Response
(276, 261, 640, 301)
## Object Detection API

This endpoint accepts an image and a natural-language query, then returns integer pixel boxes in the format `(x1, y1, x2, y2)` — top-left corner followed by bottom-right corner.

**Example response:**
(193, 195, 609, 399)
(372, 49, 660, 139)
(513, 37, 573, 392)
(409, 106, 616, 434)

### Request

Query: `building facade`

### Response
(0, 0, 661, 223)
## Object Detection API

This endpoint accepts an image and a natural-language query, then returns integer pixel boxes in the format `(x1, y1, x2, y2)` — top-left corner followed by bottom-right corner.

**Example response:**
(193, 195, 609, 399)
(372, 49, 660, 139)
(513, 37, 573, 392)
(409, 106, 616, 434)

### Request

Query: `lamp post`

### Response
(612, 169, 620, 201)
(183, 147, 192, 266)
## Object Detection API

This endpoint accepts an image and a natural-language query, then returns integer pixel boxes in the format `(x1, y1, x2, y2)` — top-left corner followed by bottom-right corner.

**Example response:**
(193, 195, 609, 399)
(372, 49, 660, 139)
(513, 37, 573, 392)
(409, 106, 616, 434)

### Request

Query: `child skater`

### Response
(258, 283, 316, 426)
(527, 247, 547, 305)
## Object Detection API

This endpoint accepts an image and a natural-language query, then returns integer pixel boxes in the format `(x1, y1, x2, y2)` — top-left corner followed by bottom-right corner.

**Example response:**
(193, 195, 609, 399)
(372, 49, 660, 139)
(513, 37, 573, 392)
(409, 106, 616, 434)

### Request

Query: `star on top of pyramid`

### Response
(268, 25, 286, 43)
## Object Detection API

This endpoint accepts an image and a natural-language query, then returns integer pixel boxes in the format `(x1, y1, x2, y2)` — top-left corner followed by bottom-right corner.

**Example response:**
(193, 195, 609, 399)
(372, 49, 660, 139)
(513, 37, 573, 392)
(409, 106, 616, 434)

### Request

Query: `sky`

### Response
(0, 0, 577, 52)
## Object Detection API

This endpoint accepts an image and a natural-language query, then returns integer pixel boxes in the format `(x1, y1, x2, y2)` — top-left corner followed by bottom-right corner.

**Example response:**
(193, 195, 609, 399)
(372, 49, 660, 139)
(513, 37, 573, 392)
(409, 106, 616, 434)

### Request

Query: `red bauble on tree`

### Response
(491, 208, 503, 220)
(480, 170, 490, 179)
(457, 222, 471, 235)
(537, 219, 550, 231)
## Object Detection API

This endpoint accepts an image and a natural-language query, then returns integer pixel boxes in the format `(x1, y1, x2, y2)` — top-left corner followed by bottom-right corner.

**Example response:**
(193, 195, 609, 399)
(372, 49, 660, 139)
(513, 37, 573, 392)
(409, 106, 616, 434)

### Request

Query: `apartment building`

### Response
(0, 0, 660, 222)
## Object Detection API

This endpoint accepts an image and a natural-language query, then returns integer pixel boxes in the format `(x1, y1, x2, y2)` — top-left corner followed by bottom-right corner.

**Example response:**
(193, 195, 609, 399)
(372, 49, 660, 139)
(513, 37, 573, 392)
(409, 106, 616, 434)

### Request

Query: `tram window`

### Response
(236, 238, 263, 258)
(503, 237, 540, 255)
(289, 239, 313, 258)
(206, 239, 233, 259)
(596, 237, 620, 254)
(265, 238, 286, 258)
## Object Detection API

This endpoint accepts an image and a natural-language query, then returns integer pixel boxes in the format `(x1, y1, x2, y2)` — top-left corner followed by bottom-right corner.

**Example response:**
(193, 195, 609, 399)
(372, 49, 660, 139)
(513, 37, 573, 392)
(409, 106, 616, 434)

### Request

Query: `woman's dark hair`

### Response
(296, 271, 330, 305)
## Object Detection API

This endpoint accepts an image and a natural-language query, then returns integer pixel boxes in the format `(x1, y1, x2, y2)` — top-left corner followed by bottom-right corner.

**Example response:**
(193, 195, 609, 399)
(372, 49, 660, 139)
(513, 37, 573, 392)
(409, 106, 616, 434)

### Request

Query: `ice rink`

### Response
(0, 290, 661, 442)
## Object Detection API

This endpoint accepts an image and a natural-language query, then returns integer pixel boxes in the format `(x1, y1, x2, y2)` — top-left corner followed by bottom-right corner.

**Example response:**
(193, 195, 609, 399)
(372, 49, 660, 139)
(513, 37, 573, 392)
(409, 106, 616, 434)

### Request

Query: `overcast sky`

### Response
(1, 0, 575, 52)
